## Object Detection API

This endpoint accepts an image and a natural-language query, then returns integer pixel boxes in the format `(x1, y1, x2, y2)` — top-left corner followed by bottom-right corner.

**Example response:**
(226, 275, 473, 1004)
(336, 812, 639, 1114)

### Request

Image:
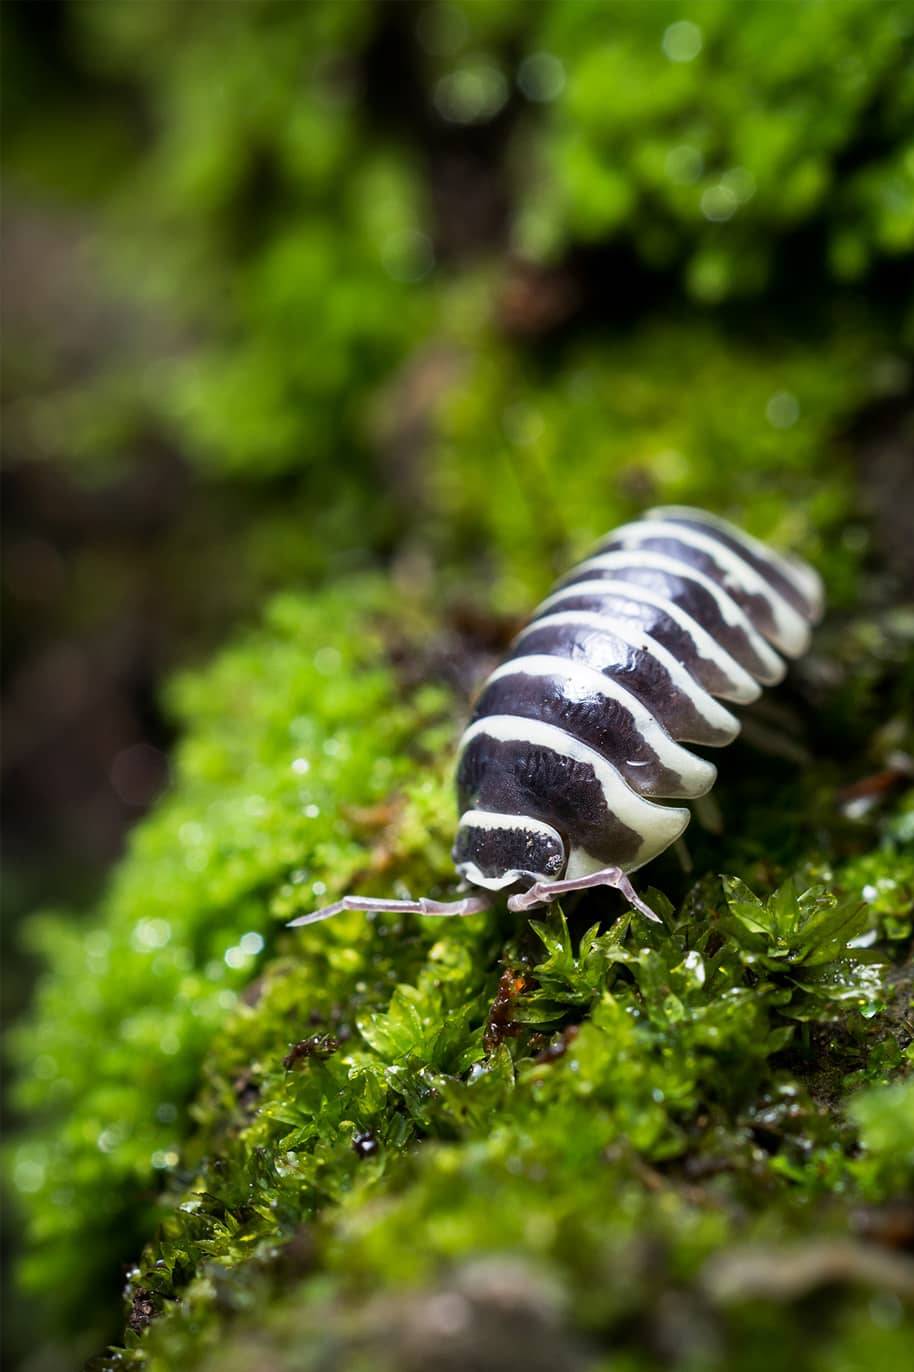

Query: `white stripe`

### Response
(537, 579, 763, 704)
(647, 506, 825, 621)
(485, 654, 716, 797)
(563, 839, 685, 879)
(565, 847, 611, 881)
(781, 553, 825, 619)
(456, 863, 521, 892)
(515, 610, 740, 743)
(457, 809, 563, 843)
(568, 551, 786, 684)
(455, 809, 565, 891)
(458, 714, 689, 870)
(604, 519, 811, 656)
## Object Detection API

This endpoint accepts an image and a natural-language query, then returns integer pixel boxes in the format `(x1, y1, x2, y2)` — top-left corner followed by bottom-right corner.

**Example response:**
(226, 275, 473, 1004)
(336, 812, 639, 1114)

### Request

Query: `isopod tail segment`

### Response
(286, 866, 662, 928)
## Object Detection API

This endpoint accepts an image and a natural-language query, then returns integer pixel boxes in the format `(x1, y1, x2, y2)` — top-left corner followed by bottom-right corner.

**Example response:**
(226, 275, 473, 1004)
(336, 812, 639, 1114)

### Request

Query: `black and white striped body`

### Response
(453, 507, 823, 894)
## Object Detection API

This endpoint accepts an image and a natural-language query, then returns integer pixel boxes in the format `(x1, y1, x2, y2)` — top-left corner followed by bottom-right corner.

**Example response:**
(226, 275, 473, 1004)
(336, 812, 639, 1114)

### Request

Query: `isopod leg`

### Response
(507, 868, 662, 923)
(288, 893, 491, 927)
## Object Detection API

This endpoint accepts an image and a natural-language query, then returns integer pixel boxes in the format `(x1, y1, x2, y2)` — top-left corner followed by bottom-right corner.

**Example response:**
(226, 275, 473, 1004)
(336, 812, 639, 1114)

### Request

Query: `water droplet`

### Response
(435, 62, 508, 124)
(381, 229, 435, 284)
(662, 21, 702, 63)
(131, 919, 172, 951)
(720, 165, 756, 204)
(314, 646, 342, 675)
(701, 184, 738, 222)
(766, 391, 800, 428)
(517, 51, 565, 102)
(13, 1158, 46, 1193)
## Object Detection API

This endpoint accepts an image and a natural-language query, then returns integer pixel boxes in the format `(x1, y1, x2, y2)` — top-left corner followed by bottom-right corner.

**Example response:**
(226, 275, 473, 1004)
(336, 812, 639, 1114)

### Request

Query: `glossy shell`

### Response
(453, 507, 823, 892)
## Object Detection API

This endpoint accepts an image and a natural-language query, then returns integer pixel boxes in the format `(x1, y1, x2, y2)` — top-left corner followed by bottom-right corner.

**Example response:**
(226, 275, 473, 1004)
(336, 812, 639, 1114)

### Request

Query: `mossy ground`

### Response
(9, 567, 913, 1370)
(3, 2, 913, 1369)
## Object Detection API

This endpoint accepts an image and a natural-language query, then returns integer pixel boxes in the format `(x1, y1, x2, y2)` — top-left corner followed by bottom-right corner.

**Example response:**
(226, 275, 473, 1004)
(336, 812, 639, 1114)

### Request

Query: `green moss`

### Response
(108, 852, 912, 1371)
(516, 0, 914, 297)
(7, 579, 460, 1337)
(10, 563, 912, 1366)
(8, 327, 913, 1357)
(7, 0, 912, 494)
(5, 2, 914, 1369)
(850, 1078, 914, 1198)
(425, 314, 882, 609)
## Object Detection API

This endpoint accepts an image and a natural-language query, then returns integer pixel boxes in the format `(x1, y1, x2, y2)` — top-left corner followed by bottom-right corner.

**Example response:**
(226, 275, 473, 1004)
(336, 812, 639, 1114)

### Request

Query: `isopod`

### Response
(290, 507, 822, 927)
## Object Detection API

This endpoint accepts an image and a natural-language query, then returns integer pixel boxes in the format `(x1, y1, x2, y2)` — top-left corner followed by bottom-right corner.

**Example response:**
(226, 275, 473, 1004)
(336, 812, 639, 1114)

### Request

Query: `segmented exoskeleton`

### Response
(290, 507, 822, 928)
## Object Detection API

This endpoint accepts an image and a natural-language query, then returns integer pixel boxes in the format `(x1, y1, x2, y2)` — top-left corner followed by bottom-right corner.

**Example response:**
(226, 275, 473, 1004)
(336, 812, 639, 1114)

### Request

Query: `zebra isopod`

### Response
(290, 506, 823, 928)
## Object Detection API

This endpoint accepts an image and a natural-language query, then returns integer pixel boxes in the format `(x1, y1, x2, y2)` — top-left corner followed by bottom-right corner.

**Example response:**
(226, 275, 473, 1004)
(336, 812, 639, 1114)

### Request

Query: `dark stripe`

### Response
(509, 620, 732, 746)
(456, 732, 644, 866)
(533, 587, 736, 695)
(653, 516, 816, 619)
(471, 670, 684, 798)
(452, 822, 563, 882)
(558, 566, 778, 684)
(599, 534, 783, 644)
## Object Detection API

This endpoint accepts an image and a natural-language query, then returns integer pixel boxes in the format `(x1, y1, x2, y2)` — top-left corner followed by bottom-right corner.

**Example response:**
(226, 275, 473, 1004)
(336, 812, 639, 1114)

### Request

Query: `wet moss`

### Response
(7, 579, 461, 1337)
(9, 563, 911, 1369)
(4, 2, 913, 1368)
(8, 318, 914, 1361)
(112, 850, 913, 1372)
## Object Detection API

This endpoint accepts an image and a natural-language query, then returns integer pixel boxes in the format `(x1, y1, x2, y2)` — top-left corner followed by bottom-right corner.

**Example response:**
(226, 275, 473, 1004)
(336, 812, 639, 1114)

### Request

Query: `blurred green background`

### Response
(2, 2, 913, 1370)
